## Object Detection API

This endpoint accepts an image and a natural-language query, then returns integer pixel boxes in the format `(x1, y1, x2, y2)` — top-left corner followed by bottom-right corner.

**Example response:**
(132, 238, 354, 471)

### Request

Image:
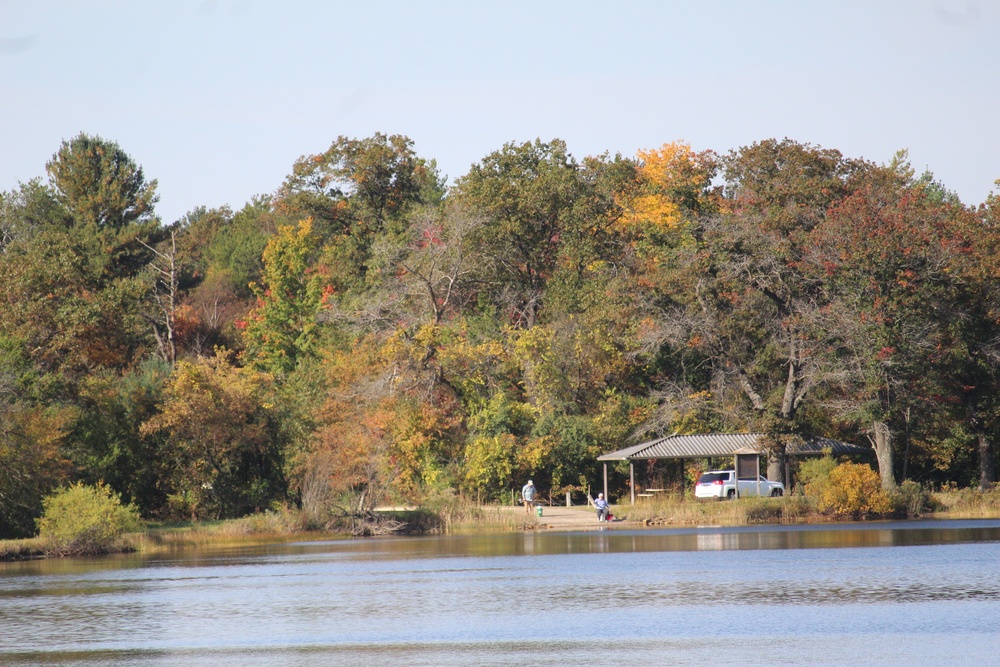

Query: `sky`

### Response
(2, 0, 998, 224)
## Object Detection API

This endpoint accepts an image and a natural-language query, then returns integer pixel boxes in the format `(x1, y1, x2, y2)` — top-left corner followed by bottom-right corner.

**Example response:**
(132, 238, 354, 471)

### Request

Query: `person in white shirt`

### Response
(594, 493, 610, 521)
(521, 480, 536, 514)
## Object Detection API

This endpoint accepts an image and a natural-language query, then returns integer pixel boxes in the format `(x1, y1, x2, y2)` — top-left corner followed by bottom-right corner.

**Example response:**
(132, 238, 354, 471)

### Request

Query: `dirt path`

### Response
(501, 504, 630, 530)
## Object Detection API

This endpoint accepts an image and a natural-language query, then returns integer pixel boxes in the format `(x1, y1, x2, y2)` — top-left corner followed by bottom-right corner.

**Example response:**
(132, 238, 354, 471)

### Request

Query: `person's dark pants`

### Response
(597, 507, 609, 521)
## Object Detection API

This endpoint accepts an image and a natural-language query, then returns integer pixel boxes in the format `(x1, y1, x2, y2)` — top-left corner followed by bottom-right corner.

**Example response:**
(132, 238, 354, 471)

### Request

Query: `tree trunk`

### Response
(871, 421, 896, 490)
(767, 453, 785, 484)
(978, 432, 996, 492)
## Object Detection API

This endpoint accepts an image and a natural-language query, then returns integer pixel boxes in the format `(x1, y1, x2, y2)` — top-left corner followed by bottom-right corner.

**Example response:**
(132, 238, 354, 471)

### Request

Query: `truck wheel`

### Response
(771, 488, 783, 497)
(726, 489, 736, 499)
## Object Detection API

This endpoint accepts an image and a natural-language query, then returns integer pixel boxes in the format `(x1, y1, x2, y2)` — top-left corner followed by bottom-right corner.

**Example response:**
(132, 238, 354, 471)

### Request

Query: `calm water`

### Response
(2, 519, 999, 666)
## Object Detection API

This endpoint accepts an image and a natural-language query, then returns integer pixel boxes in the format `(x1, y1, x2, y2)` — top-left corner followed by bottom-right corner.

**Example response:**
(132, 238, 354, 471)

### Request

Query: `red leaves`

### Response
(876, 346, 896, 361)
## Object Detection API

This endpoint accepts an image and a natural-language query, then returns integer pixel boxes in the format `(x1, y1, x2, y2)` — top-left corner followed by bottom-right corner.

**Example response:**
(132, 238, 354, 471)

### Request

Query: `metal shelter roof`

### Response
(597, 433, 868, 461)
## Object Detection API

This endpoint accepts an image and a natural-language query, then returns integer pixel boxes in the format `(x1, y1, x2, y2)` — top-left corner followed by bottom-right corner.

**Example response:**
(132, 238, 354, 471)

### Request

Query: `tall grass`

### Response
(135, 506, 329, 551)
(0, 538, 43, 561)
(932, 486, 1000, 518)
(622, 493, 811, 526)
(413, 499, 533, 534)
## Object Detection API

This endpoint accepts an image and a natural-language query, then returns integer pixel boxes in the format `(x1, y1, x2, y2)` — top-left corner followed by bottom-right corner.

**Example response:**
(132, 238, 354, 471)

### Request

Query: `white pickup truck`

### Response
(694, 470, 784, 499)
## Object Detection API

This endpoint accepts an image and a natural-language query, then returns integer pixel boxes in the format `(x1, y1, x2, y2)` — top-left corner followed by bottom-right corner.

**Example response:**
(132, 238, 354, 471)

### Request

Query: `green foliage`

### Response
(0, 226, 155, 388)
(455, 138, 586, 328)
(276, 133, 435, 296)
(205, 197, 276, 298)
(797, 452, 838, 496)
(813, 462, 892, 519)
(46, 132, 159, 230)
(463, 433, 518, 499)
(3, 132, 1000, 524)
(36, 482, 141, 556)
(0, 178, 73, 247)
(241, 219, 329, 374)
(69, 359, 171, 513)
(532, 413, 602, 493)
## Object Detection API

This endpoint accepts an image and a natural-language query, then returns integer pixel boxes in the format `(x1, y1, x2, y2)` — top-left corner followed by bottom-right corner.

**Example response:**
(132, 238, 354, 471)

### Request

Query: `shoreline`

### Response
(5, 495, 1000, 562)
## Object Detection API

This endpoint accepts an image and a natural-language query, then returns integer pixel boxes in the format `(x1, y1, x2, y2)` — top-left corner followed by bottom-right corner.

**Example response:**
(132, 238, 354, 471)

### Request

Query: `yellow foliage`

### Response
(463, 433, 518, 493)
(621, 193, 683, 232)
(517, 435, 552, 474)
(815, 462, 892, 518)
(616, 141, 717, 236)
(636, 142, 714, 194)
(437, 335, 507, 402)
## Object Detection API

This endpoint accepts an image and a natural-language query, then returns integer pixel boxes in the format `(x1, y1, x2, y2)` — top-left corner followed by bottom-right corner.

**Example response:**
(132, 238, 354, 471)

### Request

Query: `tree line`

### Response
(1, 131, 998, 537)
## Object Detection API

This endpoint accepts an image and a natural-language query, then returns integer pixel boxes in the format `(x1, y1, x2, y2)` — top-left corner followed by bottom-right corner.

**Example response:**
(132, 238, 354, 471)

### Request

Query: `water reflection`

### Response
(277, 518, 1000, 561)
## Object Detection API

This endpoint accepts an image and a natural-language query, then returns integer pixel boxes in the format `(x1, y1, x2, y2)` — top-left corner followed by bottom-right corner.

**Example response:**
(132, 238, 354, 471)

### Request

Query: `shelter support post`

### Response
(603, 463, 608, 503)
(630, 461, 635, 505)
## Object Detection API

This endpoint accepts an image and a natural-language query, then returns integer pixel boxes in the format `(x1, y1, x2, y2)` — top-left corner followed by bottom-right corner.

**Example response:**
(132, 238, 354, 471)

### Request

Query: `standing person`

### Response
(522, 480, 536, 514)
(594, 493, 610, 521)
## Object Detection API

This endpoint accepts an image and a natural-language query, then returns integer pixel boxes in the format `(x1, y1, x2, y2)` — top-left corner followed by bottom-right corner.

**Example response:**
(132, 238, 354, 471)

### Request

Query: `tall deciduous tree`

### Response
(140, 350, 286, 519)
(241, 219, 330, 375)
(277, 133, 439, 297)
(454, 138, 586, 329)
(668, 141, 868, 481)
(806, 162, 976, 489)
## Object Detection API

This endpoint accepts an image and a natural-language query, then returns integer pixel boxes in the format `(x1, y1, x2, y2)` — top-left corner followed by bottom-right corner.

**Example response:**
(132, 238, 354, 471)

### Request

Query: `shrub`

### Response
(891, 480, 937, 518)
(36, 482, 141, 556)
(797, 453, 837, 497)
(815, 462, 891, 519)
(741, 498, 785, 524)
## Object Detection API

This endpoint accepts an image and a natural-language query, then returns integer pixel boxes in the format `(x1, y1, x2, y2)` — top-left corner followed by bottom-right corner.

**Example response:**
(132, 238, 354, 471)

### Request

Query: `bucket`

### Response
(535, 506, 543, 517)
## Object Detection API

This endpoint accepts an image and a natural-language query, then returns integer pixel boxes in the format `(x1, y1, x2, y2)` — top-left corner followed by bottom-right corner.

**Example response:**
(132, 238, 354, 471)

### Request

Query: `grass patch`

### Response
(415, 500, 534, 534)
(135, 506, 336, 551)
(931, 486, 1000, 518)
(622, 493, 812, 526)
(622, 488, 1000, 526)
(0, 538, 45, 561)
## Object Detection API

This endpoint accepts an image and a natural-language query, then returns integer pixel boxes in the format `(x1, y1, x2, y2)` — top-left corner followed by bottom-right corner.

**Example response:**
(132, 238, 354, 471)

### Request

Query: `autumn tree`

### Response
(806, 159, 981, 489)
(966, 184, 1000, 489)
(0, 372, 74, 537)
(241, 219, 331, 375)
(0, 205, 155, 393)
(140, 350, 286, 519)
(454, 139, 587, 329)
(637, 140, 871, 482)
(616, 141, 719, 237)
(277, 133, 440, 298)
(165, 201, 279, 357)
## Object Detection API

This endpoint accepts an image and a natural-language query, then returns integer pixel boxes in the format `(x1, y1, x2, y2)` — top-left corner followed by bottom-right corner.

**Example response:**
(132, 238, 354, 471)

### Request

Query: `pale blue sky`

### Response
(2, 0, 998, 223)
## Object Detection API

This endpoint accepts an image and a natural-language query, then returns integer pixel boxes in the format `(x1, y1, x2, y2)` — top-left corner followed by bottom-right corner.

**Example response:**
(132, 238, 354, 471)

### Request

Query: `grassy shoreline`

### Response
(4, 489, 1000, 562)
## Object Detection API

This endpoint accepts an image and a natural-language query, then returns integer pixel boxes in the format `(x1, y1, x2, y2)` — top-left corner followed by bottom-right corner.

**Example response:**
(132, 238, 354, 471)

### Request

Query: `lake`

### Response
(2, 519, 999, 666)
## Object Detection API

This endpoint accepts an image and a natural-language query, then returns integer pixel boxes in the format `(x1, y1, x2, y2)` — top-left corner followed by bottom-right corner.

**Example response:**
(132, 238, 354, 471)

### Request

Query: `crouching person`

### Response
(594, 493, 610, 522)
